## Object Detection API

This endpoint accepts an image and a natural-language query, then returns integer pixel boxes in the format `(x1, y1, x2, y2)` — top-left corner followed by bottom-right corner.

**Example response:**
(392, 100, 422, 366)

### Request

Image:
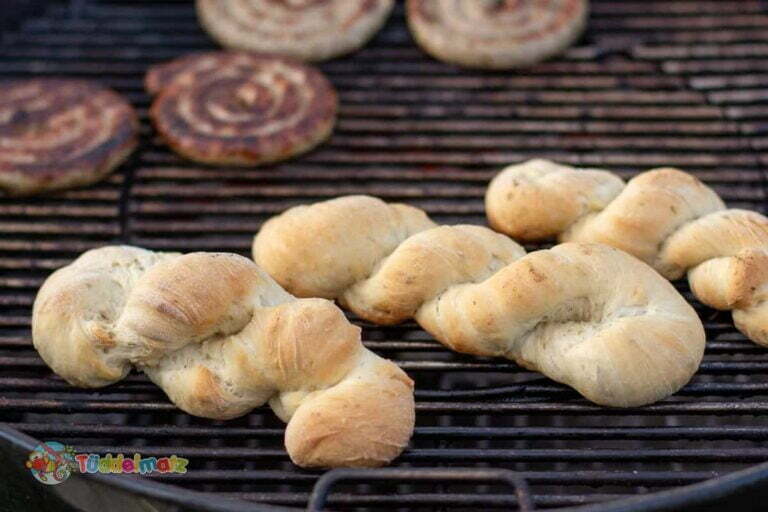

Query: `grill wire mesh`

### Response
(1, 0, 768, 510)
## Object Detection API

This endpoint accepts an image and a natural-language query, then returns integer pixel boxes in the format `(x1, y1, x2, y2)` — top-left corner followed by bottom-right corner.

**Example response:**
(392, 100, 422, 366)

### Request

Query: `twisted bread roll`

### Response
(196, 0, 394, 61)
(32, 246, 414, 468)
(406, 0, 588, 69)
(486, 159, 768, 347)
(253, 196, 705, 407)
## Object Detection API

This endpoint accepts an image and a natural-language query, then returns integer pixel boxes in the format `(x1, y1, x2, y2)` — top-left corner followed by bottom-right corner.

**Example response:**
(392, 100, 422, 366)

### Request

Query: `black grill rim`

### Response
(3, 1, 768, 511)
(5, 423, 768, 512)
(0, 425, 289, 512)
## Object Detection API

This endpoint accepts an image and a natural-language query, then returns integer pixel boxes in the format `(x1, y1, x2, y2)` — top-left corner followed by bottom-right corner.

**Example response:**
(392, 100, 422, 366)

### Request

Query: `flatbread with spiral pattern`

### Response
(146, 52, 337, 166)
(407, 0, 588, 69)
(196, 0, 394, 61)
(0, 79, 138, 196)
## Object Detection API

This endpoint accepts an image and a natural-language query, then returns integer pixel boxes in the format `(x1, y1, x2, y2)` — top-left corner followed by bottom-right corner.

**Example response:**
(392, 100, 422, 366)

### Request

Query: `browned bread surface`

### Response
(253, 195, 705, 407)
(486, 159, 768, 347)
(32, 246, 414, 468)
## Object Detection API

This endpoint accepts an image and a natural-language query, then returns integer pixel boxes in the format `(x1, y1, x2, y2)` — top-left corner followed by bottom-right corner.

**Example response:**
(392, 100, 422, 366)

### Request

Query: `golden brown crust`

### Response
(253, 195, 437, 298)
(486, 159, 768, 347)
(195, 0, 395, 61)
(417, 243, 704, 407)
(253, 195, 705, 406)
(340, 224, 526, 325)
(486, 158, 625, 240)
(31, 246, 174, 387)
(32, 246, 414, 468)
(285, 351, 415, 467)
(0, 79, 138, 196)
(147, 51, 337, 166)
(406, 0, 588, 69)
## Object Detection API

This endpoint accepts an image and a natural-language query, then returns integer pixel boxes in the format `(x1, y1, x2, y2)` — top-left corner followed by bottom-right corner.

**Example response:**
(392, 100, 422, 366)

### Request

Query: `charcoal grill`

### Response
(2, 1, 768, 511)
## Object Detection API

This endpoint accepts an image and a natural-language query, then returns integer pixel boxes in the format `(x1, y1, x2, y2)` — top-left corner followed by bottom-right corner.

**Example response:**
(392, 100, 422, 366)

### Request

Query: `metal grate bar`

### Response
(307, 469, 534, 512)
(1, 1, 768, 510)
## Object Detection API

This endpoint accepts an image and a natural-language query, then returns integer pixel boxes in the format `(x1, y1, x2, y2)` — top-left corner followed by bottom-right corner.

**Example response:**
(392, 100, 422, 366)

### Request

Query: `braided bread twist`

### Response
(32, 246, 414, 468)
(253, 196, 705, 407)
(486, 159, 768, 347)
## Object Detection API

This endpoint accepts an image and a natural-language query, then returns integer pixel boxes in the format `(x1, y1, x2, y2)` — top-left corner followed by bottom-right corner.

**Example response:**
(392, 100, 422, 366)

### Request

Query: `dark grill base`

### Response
(1, 1, 768, 510)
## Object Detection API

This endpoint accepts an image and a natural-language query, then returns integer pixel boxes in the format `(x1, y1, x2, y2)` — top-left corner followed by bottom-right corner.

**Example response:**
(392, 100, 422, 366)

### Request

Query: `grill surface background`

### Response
(1, 0, 768, 510)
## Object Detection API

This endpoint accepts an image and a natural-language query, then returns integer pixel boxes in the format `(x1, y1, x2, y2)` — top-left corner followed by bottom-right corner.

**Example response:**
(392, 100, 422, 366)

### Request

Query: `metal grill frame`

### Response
(2, 1, 768, 511)
(5, 425, 768, 512)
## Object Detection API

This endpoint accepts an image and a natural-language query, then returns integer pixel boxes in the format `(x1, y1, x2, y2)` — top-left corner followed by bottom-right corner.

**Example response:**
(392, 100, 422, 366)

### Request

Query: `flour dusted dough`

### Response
(32, 246, 414, 468)
(486, 159, 768, 347)
(253, 196, 705, 407)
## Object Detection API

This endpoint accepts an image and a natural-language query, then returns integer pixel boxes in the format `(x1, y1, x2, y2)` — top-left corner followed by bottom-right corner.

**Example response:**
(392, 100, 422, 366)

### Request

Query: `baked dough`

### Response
(32, 246, 414, 468)
(0, 79, 138, 196)
(196, 0, 395, 61)
(406, 0, 588, 69)
(253, 196, 705, 407)
(486, 159, 768, 346)
(146, 52, 337, 165)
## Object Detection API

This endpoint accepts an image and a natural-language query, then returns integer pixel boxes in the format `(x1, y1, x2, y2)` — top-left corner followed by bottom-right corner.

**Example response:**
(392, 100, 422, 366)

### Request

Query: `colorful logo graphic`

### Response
(26, 441, 77, 485)
(26, 441, 189, 485)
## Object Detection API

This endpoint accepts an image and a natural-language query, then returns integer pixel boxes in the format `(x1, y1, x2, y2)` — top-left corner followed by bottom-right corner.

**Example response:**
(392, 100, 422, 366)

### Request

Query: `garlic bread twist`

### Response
(486, 159, 768, 347)
(32, 246, 414, 468)
(253, 196, 705, 407)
